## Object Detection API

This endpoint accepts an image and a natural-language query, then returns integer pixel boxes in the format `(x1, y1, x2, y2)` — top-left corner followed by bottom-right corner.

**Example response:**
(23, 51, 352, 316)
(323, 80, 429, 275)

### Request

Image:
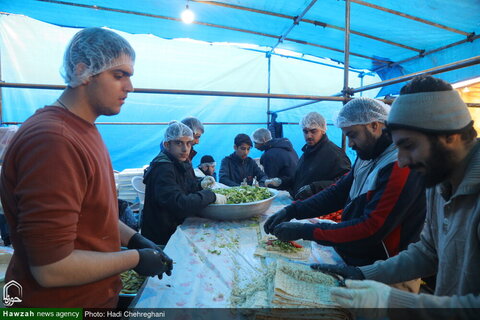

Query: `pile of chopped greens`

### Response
(120, 270, 146, 294)
(214, 186, 272, 204)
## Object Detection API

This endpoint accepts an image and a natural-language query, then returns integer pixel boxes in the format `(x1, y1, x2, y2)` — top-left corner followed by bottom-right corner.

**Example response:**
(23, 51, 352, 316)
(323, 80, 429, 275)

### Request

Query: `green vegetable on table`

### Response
(264, 239, 303, 253)
(120, 270, 146, 294)
(208, 249, 222, 255)
(213, 186, 271, 204)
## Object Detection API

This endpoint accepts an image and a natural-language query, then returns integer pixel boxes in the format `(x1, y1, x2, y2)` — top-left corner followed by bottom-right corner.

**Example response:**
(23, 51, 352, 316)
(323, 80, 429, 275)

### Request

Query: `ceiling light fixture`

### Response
(181, 3, 195, 24)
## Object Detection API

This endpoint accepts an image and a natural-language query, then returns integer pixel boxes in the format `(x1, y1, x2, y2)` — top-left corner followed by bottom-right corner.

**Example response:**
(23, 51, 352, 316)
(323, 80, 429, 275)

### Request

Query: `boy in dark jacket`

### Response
(219, 134, 267, 186)
(251, 128, 299, 189)
(141, 121, 226, 245)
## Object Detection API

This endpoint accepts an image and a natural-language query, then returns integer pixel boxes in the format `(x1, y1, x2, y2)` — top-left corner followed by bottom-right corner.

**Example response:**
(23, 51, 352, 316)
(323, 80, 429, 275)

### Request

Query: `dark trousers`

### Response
(0, 214, 10, 246)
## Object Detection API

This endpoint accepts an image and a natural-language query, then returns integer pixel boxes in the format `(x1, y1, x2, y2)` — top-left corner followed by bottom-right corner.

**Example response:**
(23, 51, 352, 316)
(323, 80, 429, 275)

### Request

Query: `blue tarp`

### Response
(1, 0, 479, 170)
(2, 0, 479, 82)
(0, 14, 378, 169)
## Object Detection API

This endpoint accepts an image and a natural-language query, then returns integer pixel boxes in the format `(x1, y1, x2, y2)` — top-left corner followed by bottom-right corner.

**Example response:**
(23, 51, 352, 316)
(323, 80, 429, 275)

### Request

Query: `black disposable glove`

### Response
(127, 233, 158, 250)
(128, 233, 173, 278)
(263, 208, 291, 234)
(310, 263, 365, 280)
(134, 248, 173, 279)
(272, 222, 306, 241)
(295, 184, 313, 200)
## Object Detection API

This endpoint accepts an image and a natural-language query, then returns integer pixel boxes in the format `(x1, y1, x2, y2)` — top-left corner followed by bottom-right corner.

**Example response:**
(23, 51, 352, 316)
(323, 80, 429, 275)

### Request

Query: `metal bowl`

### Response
(200, 188, 278, 220)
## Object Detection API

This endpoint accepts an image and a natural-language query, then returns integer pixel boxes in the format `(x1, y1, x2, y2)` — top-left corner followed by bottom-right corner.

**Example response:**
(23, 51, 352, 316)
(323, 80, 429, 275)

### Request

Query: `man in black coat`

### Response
(280, 112, 352, 200)
(141, 121, 226, 245)
(251, 128, 299, 189)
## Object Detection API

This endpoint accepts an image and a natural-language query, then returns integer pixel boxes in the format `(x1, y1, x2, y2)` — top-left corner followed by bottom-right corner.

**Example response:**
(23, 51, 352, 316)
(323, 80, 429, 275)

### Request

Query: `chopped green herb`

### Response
(214, 186, 272, 204)
(208, 249, 222, 255)
(120, 270, 146, 294)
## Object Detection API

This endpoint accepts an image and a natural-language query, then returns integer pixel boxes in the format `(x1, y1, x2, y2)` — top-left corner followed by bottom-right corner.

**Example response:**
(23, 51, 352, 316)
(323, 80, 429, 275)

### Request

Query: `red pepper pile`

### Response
(319, 209, 342, 223)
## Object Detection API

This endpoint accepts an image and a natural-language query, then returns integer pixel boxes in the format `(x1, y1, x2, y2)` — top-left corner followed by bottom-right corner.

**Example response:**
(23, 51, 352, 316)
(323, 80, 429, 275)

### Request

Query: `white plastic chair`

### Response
(131, 176, 146, 206)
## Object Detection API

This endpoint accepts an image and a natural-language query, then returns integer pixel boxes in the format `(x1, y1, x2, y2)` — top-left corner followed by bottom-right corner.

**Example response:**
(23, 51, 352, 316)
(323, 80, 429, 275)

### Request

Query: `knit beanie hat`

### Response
(387, 90, 472, 133)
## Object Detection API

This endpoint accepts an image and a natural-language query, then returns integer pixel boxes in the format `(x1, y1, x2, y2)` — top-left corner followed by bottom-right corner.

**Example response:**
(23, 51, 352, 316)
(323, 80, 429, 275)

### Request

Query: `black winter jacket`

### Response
(141, 151, 216, 245)
(260, 138, 299, 185)
(281, 134, 351, 198)
(219, 153, 267, 186)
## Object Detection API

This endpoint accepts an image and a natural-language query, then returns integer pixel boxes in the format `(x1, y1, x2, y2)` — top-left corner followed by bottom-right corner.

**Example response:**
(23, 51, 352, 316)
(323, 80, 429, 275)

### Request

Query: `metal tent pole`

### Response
(341, 0, 352, 150)
(0, 82, 343, 100)
(267, 55, 271, 125)
(351, 55, 480, 94)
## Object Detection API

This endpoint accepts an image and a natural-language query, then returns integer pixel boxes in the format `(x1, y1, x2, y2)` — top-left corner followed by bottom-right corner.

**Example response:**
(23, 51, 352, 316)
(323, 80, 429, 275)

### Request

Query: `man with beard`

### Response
(264, 97, 426, 270)
(278, 112, 351, 200)
(313, 76, 480, 319)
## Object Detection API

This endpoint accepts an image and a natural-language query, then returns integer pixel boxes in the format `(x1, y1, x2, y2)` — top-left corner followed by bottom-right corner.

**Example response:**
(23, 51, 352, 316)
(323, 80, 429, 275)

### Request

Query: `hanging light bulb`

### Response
(181, 4, 195, 24)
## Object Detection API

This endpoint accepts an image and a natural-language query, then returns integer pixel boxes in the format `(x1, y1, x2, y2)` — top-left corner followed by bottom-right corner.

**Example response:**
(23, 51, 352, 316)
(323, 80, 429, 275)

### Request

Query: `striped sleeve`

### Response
(308, 162, 411, 247)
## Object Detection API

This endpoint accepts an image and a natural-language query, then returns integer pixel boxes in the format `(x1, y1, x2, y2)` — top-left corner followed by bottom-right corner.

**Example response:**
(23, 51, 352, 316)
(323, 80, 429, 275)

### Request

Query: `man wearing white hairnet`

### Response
(251, 128, 298, 189)
(181, 116, 204, 161)
(265, 98, 426, 270)
(141, 121, 226, 245)
(281, 111, 351, 200)
(0, 28, 173, 307)
(316, 76, 480, 319)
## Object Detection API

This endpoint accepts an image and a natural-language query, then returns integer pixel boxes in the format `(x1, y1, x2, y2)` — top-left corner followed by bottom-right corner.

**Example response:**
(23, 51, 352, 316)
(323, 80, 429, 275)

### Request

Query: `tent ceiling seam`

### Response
(192, 0, 422, 52)
(351, 0, 470, 36)
(36, 0, 409, 67)
(301, 17, 422, 52)
(283, 37, 390, 63)
(373, 34, 480, 73)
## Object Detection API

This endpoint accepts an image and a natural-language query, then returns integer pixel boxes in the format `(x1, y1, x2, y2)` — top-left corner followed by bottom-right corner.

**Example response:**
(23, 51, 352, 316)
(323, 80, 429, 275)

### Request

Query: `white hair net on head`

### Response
(252, 128, 272, 144)
(181, 116, 204, 134)
(300, 112, 326, 131)
(336, 97, 390, 128)
(164, 121, 193, 142)
(62, 27, 135, 88)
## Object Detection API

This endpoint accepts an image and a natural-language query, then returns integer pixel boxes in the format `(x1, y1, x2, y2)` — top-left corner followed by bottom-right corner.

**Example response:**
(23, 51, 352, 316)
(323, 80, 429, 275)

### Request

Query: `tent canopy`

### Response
(1, 1, 480, 170)
(3, 0, 480, 88)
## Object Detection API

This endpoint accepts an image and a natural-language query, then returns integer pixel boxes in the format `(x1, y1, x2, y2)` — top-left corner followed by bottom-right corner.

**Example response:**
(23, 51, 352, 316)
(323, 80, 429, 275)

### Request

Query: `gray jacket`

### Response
(361, 140, 480, 319)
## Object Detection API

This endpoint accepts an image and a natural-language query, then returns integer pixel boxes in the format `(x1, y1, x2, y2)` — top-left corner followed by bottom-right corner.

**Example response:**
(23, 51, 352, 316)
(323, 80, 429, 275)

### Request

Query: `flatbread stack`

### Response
(273, 259, 337, 306)
(231, 259, 351, 320)
(254, 236, 310, 260)
(266, 260, 351, 319)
